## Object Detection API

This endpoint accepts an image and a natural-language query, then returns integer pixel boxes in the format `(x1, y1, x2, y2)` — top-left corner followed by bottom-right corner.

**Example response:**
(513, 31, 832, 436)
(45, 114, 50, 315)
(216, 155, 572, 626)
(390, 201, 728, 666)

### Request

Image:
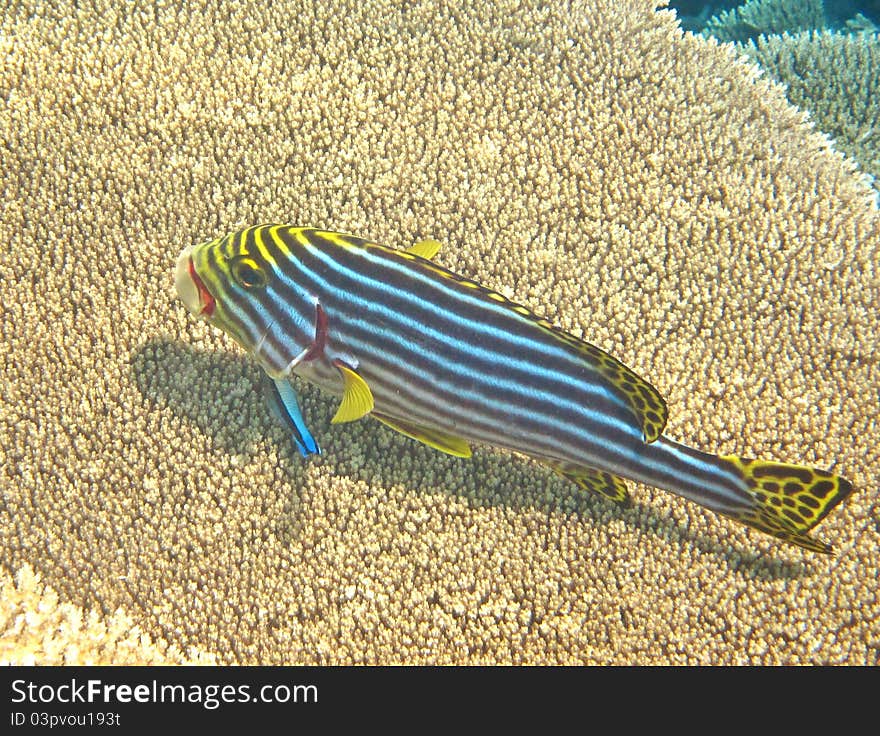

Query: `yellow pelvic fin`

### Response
(331, 361, 375, 424)
(544, 459, 630, 505)
(373, 412, 472, 457)
(721, 455, 854, 554)
(406, 238, 442, 261)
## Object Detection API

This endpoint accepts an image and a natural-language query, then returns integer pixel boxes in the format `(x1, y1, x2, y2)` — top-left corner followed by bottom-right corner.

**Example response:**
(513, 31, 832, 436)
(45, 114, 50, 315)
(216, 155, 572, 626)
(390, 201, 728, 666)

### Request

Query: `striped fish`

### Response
(174, 225, 854, 553)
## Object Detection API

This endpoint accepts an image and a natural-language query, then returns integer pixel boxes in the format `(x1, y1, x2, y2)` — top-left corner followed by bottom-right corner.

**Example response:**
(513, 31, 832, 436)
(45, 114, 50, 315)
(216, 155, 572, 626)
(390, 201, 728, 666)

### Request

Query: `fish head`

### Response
(174, 227, 313, 378)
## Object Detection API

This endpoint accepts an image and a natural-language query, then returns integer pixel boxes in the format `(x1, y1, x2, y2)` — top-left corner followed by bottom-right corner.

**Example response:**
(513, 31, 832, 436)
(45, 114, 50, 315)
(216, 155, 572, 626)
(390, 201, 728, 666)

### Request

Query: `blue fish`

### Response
(264, 376, 320, 458)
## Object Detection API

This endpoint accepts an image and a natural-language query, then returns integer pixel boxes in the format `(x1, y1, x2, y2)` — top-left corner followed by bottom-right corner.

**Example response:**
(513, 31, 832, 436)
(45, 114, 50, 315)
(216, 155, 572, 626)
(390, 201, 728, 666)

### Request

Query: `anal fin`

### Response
(373, 412, 472, 457)
(543, 459, 630, 505)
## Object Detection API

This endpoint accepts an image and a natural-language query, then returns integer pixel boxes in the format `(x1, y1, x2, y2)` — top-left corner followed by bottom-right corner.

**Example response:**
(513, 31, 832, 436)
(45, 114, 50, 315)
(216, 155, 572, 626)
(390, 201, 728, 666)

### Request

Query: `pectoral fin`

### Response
(406, 238, 442, 260)
(543, 459, 630, 505)
(373, 412, 472, 457)
(331, 361, 375, 423)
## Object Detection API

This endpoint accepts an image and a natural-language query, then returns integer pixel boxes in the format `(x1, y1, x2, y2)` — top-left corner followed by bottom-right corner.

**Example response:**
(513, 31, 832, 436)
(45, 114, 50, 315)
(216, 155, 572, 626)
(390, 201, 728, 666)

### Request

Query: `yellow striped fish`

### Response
(174, 225, 854, 553)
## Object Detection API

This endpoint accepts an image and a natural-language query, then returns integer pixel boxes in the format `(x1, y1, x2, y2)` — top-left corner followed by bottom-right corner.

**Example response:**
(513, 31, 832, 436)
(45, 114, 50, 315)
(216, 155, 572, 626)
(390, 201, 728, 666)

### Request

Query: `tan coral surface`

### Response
(1, 0, 878, 664)
(1, 564, 214, 665)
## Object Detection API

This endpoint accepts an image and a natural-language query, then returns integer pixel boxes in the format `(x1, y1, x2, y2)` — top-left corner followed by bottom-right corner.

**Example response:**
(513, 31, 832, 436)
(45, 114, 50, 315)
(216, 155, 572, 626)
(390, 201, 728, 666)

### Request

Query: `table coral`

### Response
(1, 0, 877, 664)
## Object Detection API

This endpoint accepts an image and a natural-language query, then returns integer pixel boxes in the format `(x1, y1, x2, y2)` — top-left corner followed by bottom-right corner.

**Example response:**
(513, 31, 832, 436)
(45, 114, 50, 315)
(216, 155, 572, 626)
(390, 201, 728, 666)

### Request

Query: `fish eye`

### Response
(230, 257, 268, 289)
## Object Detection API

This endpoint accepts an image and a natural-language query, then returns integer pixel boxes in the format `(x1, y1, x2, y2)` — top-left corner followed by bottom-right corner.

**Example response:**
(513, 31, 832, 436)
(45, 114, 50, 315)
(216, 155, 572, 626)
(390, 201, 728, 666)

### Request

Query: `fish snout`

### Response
(174, 245, 200, 315)
(174, 244, 215, 318)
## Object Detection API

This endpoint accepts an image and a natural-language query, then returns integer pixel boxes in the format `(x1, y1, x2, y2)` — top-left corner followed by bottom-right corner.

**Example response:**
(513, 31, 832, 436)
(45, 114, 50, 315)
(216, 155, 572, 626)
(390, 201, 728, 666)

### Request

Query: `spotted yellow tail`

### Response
(720, 456, 853, 553)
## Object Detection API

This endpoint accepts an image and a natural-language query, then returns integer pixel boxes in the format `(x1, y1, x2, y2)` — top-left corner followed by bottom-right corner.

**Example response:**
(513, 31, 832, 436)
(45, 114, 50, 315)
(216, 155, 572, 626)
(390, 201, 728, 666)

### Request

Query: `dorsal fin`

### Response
(541, 326, 668, 443)
(406, 238, 442, 260)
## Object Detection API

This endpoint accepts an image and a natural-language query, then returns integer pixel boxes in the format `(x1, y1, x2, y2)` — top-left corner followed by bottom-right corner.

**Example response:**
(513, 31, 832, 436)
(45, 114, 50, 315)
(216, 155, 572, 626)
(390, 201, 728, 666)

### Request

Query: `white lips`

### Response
(174, 244, 201, 316)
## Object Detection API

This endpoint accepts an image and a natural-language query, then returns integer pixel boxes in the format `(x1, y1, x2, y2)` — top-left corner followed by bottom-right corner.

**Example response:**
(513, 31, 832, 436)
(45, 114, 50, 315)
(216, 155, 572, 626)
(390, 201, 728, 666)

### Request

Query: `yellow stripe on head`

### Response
(293, 227, 316, 250)
(252, 226, 279, 268)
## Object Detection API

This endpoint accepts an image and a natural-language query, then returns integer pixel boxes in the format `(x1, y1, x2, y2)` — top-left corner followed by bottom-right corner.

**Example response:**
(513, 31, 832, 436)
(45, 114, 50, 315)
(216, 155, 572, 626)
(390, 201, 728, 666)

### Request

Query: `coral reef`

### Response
(1, 0, 877, 664)
(703, 0, 826, 42)
(1, 565, 214, 664)
(741, 31, 880, 193)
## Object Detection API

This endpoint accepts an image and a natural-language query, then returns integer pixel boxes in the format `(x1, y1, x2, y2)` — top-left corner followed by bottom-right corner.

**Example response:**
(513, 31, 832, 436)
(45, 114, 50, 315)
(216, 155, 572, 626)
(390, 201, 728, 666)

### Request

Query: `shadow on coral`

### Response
(130, 338, 811, 580)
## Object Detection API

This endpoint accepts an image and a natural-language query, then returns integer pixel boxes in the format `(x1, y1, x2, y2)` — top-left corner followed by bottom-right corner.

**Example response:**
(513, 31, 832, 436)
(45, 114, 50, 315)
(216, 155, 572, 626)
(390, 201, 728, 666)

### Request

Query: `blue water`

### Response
(667, 0, 880, 35)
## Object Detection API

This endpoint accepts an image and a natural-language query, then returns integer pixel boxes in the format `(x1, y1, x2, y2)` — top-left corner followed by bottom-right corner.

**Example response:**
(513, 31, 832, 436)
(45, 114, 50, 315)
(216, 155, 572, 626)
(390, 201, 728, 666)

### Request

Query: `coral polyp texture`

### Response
(0, 566, 214, 665)
(741, 31, 880, 194)
(1, 0, 877, 664)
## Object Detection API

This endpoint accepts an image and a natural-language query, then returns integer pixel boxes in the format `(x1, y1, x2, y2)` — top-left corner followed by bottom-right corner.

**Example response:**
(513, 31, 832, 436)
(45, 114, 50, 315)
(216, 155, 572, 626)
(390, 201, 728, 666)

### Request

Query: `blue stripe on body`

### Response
(267, 243, 641, 459)
(281, 229, 633, 413)
(308, 348, 748, 512)
(268, 235, 641, 438)
(266, 235, 749, 509)
(273, 257, 647, 472)
(634, 437, 749, 513)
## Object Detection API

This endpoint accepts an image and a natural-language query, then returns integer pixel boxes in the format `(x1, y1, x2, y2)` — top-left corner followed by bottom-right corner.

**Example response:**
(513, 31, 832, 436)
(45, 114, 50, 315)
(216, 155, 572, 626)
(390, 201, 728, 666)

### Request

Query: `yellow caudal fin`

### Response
(720, 455, 854, 553)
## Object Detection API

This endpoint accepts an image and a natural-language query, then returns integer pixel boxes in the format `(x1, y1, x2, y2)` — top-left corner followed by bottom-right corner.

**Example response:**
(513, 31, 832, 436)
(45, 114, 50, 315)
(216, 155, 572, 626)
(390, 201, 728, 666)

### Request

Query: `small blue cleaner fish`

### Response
(174, 225, 854, 553)
(263, 374, 320, 458)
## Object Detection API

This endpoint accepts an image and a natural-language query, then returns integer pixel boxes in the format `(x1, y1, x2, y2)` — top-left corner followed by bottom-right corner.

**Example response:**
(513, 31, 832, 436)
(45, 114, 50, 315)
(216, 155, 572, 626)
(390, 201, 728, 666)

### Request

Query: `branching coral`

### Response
(704, 0, 827, 42)
(741, 31, 880, 193)
(1, 0, 878, 664)
(0, 565, 214, 664)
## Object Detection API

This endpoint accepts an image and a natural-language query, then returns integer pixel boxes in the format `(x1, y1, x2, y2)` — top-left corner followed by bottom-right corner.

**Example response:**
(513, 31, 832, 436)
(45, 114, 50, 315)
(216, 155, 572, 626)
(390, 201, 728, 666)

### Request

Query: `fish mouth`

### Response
(175, 245, 215, 318)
